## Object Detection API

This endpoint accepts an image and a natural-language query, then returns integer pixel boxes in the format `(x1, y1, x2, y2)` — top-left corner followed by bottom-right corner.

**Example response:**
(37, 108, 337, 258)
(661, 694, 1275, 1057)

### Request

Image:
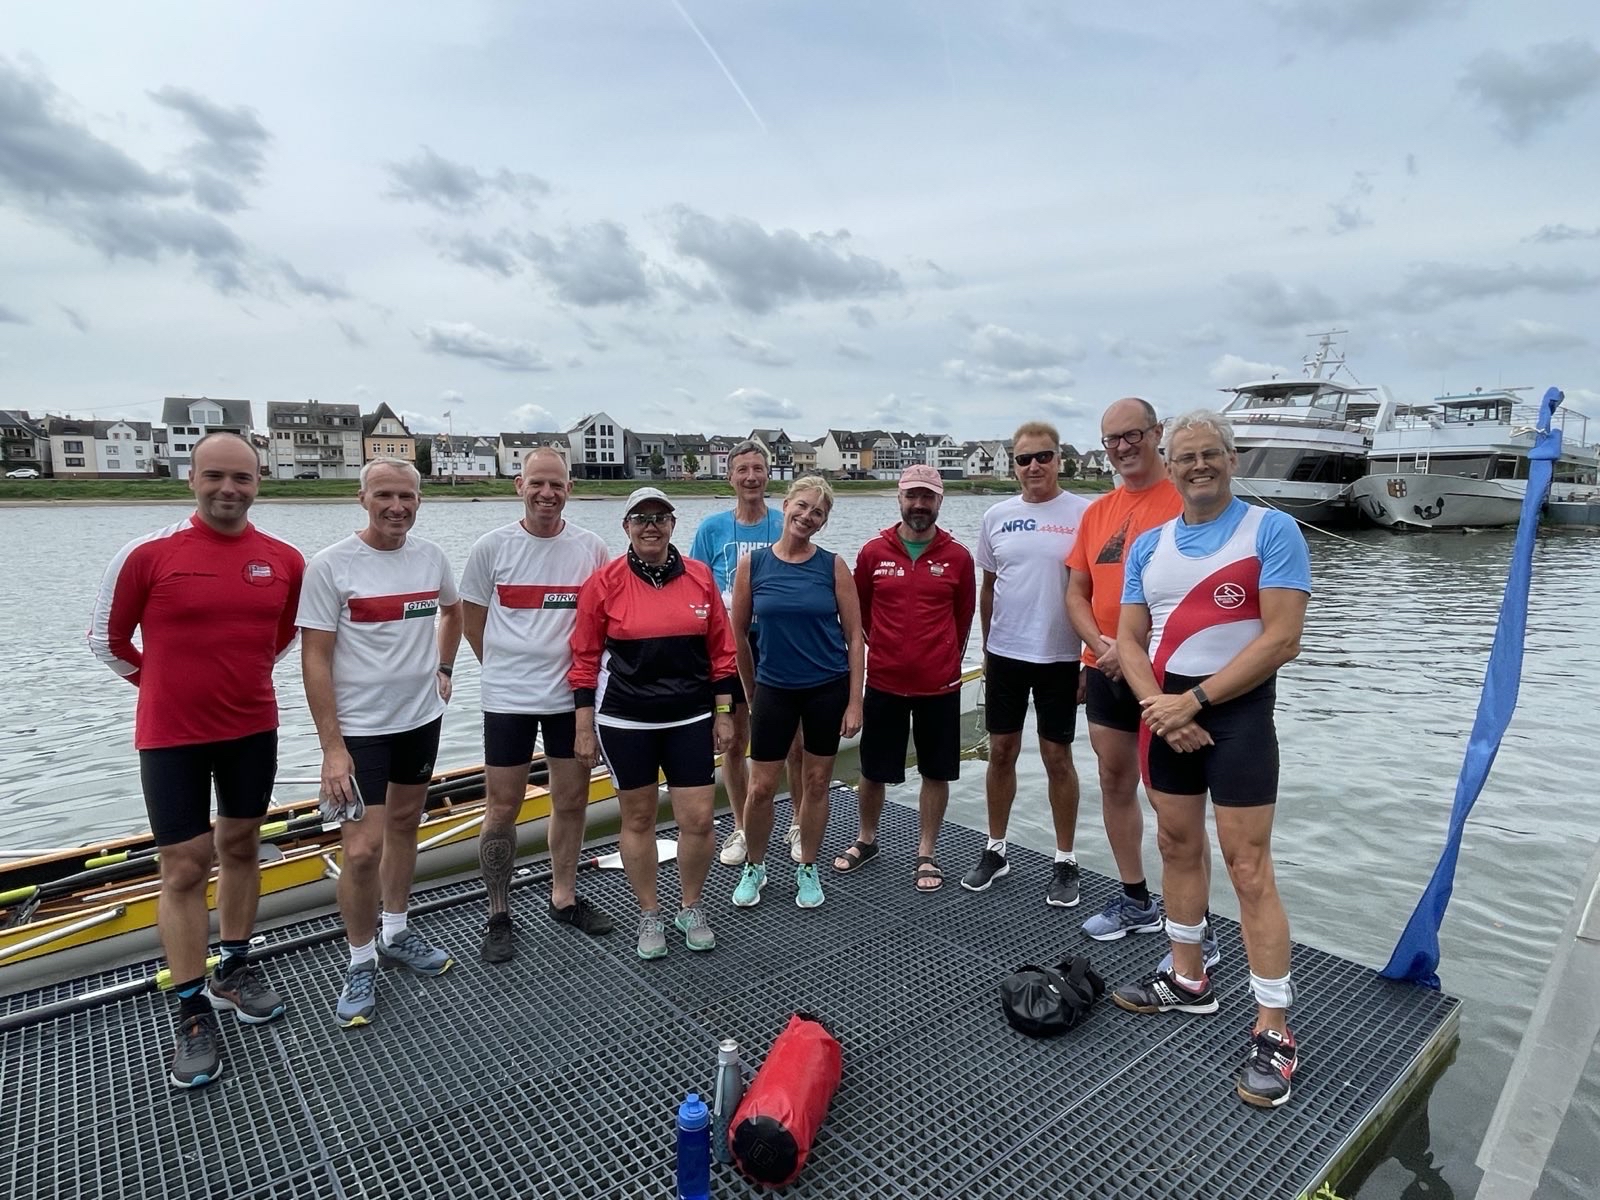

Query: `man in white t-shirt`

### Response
(960, 421, 1090, 907)
(460, 448, 613, 962)
(299, 458, 464, 1028)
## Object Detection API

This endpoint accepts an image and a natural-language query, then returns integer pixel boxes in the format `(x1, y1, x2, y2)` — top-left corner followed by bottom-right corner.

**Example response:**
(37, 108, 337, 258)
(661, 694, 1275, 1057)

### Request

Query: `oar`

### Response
(81, 814, 327, 870)
(0, 840, 676, 1033)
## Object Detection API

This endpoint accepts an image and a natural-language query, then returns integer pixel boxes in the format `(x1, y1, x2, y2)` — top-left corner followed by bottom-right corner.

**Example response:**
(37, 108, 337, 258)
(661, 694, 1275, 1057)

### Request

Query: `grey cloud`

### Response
(1268, 0, 1463, 41)
(385, 146, 548, 212)
(0, 303, 27, 324)
(188, 173, 248, 214)
(966, 322, 1082, 369)
(724, 329, 794, 366)
(1179, 323, 1226, 346)
(522, 221, 653, 306)
(417, 320, 551, 372)
(1383, 327, 1479, 370)
(1405, 153, 1419, 177)
(943, 360, 1076, 391)
(573, 320, 609, 353)
(847, 305, 877, 329)
(1525, 223, 1600, 243)
(835, 341, 871, 361)
(435, 230, 520, 278)
(869, 392, 942, 428)
(148, 85, 270, 205)
(1037, 394, 1088, 420)
(335, 320, 366, 347)
(58, 304, 88, 332)
(728, 387, 799, 419)
(1459, 38, 1600, 143)
(66, 203, 251, 288)
(1328, 172, 1374, 235)
(666, 206, 902, 314)
(1226, 272, 1341, 327)
(1102, 334, 1167, 372)
(1500, 319, 1588, 352)
(276, 260, 349, 301)
(1379, 262, 1600, 313)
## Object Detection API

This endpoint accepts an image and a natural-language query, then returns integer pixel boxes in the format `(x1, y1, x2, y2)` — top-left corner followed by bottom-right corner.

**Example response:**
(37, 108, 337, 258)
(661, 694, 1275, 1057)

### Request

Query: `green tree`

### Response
(1059, 455, 1078, 480)
(683, 452, 700, 478)
(415, 440, 432, 476)
(649, 450, 665, 477)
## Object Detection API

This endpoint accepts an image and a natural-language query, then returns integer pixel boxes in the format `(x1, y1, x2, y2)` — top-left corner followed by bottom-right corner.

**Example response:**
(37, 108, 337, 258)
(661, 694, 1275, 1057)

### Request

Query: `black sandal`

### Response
(832, 840, 880, 873)
(915, 856, 944, 892)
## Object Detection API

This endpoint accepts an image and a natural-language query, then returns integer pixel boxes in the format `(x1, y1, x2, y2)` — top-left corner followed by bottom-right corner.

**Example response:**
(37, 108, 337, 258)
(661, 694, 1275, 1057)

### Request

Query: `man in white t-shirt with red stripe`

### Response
(298, 458, 464, 1028)
(460, 448, 614, 962)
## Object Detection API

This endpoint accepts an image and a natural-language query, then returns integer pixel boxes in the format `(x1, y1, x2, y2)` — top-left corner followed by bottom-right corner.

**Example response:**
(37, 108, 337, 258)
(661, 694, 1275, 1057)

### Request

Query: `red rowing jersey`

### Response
(88, 515, 305, 749)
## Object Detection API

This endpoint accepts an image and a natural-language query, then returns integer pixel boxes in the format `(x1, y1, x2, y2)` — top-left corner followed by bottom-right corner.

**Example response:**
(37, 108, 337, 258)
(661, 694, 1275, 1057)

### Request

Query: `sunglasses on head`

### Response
(626, 511, 673, 527)
(1014, 450, 1056, 467)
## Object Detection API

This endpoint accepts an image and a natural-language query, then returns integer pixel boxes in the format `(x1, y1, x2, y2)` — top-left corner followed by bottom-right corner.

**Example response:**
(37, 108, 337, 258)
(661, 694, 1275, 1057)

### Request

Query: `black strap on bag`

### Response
(999, 954, 1105, 1037)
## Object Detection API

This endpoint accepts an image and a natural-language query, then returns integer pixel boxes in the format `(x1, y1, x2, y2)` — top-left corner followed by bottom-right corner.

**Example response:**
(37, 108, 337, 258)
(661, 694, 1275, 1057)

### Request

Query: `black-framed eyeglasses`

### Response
(626, 512, 674, 527)
(1101, 424, 1158, 450)
(1014, 450, 1056, 467)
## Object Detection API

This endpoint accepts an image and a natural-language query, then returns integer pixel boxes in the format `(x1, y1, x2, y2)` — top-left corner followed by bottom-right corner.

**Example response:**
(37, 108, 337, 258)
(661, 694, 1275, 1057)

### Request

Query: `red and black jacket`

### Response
(569, 549, 739, 723)
(852, 525, 976, 697)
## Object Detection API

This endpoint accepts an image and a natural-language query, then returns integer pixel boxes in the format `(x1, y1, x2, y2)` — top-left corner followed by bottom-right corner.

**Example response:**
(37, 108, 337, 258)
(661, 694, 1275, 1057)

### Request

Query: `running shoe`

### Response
(786, 823, 803, 863)
(336, 961, 378, 1028)
(169, 1012, 223, 1089)
(731, 862, 767, 908)
(1046, 861, 1081, 908)
(549, 896, 615, 936)
(718, 828, 748, 866)
(1158, 925, 1222, 974)
(673, 905, 716, 951)
(480, 913, 515, 964)
(960, 848, 1010, 892)
(1082, 894, 1164, 941)
(794, 864, 825, 909)
(1237, 1027, 1298, 1108)
(207, 962, 286, 1024)
(1111, 970, 1219, 1015)
(636, 910, 668, 960)
(377, 928, 454, 976)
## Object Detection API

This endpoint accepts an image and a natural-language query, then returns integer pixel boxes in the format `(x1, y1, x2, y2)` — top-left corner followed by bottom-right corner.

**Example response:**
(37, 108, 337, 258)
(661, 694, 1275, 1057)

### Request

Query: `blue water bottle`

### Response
(676, 1092, 711, 1200)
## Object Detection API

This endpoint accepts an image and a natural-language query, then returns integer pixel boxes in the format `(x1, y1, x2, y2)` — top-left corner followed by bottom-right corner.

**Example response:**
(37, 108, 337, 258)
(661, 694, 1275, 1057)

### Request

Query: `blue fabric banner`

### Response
(1381, 387, 1566, 988)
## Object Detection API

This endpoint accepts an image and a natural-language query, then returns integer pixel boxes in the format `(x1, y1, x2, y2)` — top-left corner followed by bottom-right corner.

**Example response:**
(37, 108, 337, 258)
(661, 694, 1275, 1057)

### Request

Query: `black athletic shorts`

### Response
(858, 686, 961, 784)
(750, 674, 850, 761)
(1142, 673, 1279, 807)
(983, 653, 1080, 745)
(597, 718, 715, 792)
(1084, 666, 1142, 733)
(344, 717, 443, 808)
(139, 729, 278, 846)
(483, 710, 577, 766)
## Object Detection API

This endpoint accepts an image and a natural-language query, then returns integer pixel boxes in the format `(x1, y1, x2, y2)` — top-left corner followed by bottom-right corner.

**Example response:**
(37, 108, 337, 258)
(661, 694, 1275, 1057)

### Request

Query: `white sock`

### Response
(1250, 971, 1294, 1010)
(380, 909, 407, 945)
(348, 939, 377, 968)
(1054, 849, 1077, 864)
(1176, 971, 1208, 992)
(987, 838, 1007, 856)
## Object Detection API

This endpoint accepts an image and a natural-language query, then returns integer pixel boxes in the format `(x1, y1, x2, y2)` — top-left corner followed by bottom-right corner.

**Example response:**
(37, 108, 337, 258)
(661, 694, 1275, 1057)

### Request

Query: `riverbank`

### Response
(0, 476, 1110, 504)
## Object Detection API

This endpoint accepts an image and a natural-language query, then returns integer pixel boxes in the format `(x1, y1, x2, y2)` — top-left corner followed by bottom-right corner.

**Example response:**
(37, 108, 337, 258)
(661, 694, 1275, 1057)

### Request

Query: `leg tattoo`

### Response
(480, 828, 516, 915)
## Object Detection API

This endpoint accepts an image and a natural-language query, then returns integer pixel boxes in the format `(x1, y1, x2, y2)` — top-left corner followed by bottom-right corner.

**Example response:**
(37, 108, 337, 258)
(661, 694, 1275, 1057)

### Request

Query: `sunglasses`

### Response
(626, 511, 674, 527)
(1014, 450, 1057, 467)
(1101, 424, 1158, 450)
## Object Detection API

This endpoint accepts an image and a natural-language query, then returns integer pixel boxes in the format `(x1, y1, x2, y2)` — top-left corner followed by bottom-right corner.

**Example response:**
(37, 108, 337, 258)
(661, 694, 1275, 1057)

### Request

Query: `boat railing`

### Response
(1225, 411, 1367, 433)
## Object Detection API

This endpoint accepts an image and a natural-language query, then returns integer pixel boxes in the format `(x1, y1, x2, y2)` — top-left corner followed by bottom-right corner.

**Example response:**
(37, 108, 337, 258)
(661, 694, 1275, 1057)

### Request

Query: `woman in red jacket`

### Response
(569, 488, 738, 960)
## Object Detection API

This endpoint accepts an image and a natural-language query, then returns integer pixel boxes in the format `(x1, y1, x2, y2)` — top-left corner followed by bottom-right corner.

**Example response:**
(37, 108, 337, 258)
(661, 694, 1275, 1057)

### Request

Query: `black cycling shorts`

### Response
(1084, 666, 1142, 733)
(483, 710, 577, 766)
(749, 675, 850, 762)
(858, 686, 962, 784)
(1142, 674, 1279, 808)
(343, 717, 443, 808)
(139, 729, 278, 846)
(984, 654, 1079, 745)
(597, 719, 715, 792)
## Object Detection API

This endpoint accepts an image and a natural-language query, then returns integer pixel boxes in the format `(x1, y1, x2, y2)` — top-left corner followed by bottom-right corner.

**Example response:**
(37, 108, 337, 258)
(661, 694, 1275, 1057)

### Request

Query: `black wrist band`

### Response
(438, 663, 454, 677)
(1190, 684, 1210, 709)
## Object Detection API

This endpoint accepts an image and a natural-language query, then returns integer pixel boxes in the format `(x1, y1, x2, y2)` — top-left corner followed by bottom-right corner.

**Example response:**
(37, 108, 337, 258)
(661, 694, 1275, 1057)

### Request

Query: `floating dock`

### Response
(0, 791, 1458, 1199)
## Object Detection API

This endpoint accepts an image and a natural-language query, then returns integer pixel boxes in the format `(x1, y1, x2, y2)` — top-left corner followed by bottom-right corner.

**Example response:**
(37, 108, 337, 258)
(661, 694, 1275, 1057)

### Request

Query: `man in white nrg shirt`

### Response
(961, 421, 1090, 907)
(299, 458, 464, 1028)
(460, 448, 614, 963)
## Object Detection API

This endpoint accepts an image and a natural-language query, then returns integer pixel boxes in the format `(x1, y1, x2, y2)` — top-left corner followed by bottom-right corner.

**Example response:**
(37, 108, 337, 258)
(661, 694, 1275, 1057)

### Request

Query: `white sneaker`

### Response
(787, 823, 803, 863)
(718, 828, 748, 866)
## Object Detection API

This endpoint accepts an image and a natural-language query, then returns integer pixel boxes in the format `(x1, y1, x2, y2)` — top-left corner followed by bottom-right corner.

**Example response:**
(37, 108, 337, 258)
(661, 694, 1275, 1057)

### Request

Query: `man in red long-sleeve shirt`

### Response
(88, 432, 304, 1090)
(834, 465, 975, 891)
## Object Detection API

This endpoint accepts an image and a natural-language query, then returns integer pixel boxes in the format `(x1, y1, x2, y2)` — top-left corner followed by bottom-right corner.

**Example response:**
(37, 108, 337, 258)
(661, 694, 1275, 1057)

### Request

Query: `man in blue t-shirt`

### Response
(1110, 410, 1312, 1112)
(688, 439, 801, 866)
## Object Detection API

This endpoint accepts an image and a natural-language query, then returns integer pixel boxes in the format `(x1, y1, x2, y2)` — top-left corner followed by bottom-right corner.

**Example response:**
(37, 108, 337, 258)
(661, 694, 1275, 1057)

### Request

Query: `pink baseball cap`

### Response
(898, 464, 944, 494)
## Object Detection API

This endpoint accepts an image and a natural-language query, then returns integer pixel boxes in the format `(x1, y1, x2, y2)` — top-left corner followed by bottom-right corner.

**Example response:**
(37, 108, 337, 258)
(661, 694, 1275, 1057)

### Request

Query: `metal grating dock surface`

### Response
(0, 789, 1458, 1199)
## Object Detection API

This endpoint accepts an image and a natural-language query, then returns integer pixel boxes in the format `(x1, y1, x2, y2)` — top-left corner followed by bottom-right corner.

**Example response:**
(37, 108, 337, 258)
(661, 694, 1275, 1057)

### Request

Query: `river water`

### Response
(1, 494, 1597, 1198)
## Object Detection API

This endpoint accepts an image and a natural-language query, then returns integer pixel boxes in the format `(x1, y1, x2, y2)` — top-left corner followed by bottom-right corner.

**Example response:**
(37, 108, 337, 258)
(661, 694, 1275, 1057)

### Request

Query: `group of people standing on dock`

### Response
(88, 403, 1311, 1110)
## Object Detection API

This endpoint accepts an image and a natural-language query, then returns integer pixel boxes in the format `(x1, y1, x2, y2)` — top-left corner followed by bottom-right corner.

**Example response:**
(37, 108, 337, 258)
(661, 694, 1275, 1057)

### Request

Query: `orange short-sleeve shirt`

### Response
(1065, 478, 1184, 666)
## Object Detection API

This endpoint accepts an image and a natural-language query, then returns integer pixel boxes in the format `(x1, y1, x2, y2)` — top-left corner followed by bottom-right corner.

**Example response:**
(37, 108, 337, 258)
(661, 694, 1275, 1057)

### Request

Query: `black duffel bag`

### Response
(999, 955, 1106, 1037)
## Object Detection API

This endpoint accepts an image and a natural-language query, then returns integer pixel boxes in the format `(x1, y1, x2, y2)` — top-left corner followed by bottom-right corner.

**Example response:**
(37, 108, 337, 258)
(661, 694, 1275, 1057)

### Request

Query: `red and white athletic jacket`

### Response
(87, 516, 305, 749)
(852, 525, 976, 697)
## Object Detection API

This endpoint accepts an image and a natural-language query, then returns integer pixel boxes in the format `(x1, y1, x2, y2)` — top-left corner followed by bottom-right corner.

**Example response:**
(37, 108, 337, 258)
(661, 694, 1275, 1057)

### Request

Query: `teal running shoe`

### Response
(732, 863, 767, 908)
(795, 864, 825, 909)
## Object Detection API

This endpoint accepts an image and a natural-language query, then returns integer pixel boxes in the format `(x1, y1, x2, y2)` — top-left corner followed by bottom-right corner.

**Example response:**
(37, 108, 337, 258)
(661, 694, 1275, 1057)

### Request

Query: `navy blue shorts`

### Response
(1141, 674, 1279, 807)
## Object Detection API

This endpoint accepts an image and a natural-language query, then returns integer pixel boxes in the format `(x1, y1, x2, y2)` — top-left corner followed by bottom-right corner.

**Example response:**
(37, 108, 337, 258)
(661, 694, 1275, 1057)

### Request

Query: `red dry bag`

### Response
(729, 1012, 842, 1188)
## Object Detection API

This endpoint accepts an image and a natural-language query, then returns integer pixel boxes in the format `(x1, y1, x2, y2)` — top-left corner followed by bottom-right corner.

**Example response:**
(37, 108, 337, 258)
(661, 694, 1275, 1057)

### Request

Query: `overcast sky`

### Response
(3, 2, 1598, 450)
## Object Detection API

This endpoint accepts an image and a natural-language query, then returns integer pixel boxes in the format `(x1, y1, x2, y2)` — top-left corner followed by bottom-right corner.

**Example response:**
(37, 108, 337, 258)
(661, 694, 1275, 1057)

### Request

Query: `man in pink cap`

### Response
(832, 464, 976, 891)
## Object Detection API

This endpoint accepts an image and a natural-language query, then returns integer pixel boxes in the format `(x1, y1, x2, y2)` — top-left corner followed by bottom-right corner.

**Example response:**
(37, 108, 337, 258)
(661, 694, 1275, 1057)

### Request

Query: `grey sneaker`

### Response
(377, 927, 454, 976)
(1082, 894, 1164, 941)
(207, 963, 286, 1024)
(637, 910, 668, 960)
(1046, 860, 1082, 908)
(336, 961, 378, 1028)
(1159, 926, 1222, 974)
(169, 1011, 223, 1089)
(673, 905, 716, 951)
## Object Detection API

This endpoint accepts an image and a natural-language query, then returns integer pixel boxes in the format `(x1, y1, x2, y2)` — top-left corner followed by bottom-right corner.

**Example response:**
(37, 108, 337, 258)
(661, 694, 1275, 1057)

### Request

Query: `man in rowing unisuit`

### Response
(459, 447, 613, 962)
(88, 431, 304, 1089)
(298, 457, 463, 1028)
(1110, 409, 1311, 1109)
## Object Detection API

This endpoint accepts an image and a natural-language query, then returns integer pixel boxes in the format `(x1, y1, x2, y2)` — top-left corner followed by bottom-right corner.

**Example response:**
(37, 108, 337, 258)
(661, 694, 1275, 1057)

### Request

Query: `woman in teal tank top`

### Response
(729, 477, 865, 912)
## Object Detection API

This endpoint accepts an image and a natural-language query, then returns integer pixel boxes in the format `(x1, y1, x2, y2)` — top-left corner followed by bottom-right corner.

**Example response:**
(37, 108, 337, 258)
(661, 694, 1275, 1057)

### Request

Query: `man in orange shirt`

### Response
(1067, 398, 1208, 958)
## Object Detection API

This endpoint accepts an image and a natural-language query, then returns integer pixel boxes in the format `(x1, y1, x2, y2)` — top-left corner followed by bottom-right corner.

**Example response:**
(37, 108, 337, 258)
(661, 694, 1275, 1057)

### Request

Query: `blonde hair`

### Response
(784, 474, 834, 510)
(1012, 420, 1060, 447)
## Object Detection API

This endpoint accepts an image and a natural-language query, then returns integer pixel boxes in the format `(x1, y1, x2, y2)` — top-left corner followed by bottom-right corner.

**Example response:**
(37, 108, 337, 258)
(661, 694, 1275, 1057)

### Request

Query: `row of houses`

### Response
(1, 400, 1113, 482)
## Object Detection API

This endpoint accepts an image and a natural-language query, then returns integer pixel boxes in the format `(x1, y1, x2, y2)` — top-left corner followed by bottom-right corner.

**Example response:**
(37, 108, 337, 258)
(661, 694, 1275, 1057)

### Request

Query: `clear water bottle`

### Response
(676, 1092, 710, 1200)
(712, 1038, 743, 1165)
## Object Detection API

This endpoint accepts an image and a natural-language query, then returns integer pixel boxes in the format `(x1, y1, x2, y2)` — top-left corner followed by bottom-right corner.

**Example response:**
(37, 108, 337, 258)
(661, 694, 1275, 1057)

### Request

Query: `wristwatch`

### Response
(1190, 684, 1211, 709)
